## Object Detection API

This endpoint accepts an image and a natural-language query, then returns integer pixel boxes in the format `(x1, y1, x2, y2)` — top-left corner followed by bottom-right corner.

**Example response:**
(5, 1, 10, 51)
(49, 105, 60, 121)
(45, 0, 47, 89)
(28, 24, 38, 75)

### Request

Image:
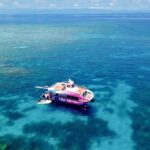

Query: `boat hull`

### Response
(52, 97, 88, 106)
(37, 96, 88, 106)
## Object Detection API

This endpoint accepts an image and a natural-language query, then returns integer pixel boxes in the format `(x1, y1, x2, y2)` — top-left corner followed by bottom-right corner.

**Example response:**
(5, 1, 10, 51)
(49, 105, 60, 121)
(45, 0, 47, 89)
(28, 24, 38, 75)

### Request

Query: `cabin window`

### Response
(67, 95, 79, 101)
(60, 94, 66, 98)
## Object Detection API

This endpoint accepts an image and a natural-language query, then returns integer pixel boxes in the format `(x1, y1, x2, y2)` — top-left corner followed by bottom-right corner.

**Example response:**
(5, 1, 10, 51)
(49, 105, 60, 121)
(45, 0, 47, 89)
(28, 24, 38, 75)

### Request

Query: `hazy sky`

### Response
(0, 0, 150, 10)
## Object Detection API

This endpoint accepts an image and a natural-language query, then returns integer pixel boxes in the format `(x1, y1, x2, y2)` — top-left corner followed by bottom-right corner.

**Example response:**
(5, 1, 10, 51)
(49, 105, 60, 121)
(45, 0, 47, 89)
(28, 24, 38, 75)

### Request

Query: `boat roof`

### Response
(48, 82, 87, 96)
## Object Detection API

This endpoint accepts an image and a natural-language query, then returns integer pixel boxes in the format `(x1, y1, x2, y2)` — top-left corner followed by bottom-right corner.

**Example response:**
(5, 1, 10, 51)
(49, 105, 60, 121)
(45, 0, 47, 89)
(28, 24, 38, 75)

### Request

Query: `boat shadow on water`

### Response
(47, 100, 96, 117)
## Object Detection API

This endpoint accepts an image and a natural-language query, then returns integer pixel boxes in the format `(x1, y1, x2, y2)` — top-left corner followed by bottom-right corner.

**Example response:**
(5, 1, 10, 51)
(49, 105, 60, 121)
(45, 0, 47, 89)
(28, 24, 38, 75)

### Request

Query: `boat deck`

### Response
(50, 82, 87, 96)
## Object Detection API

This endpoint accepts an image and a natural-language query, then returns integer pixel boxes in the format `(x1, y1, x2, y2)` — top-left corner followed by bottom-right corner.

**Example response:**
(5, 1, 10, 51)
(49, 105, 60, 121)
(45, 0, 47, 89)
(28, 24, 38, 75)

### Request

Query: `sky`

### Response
(0, 0, 149, 13)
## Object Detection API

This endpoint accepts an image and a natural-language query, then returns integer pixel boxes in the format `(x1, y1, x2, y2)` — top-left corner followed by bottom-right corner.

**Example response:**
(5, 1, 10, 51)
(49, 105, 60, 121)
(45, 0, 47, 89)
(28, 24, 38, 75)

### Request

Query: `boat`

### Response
(35, 79, 94, 107)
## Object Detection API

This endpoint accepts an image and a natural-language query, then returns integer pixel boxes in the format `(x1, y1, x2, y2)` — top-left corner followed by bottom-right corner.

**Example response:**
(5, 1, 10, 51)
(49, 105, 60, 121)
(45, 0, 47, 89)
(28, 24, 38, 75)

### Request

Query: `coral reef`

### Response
(23, 118, 115, 150)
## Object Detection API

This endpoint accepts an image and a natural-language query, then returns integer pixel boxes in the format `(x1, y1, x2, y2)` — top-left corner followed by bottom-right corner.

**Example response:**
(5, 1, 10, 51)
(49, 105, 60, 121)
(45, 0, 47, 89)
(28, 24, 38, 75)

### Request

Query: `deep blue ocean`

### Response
(0, 13, 150, 150)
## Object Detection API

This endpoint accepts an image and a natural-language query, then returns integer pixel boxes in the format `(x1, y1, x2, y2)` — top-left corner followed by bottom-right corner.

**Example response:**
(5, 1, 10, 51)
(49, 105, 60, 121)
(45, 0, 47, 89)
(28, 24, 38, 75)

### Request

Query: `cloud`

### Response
(90, 6, 110, 9)
(14, 1, 20, 7)
(13, 1, 29, 8)
(73, 3, 79, 7)
(89, 0, 103, 9)
(0, 2, 4, 7)
(48, 3, 57, 8)
(109, 0, 117, 7)
(0, 0, 150, 10)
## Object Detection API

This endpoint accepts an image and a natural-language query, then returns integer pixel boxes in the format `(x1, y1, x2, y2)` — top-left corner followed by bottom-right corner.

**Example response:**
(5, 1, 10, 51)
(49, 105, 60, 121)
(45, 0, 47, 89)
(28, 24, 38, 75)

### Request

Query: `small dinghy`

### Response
(37, 99, 52, 105)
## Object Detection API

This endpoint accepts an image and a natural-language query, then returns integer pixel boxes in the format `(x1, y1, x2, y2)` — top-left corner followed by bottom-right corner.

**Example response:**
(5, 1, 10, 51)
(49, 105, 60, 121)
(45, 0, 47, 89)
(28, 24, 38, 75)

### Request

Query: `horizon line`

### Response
(0, 8, 150, 15)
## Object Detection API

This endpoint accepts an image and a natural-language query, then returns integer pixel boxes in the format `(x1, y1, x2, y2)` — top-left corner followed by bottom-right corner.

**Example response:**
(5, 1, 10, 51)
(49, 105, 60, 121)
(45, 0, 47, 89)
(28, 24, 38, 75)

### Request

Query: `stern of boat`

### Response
(83, 89, 94, 102)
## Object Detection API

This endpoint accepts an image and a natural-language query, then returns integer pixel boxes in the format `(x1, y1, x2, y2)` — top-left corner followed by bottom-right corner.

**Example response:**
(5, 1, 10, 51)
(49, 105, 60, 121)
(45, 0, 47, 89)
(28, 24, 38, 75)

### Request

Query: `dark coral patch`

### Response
(130, 106, 150, 150)
(6, 121, 15, 126)
(0, 100, 18, 111)
(23, 117, 115, 150)
(23, 121, 55, 136)
(56, 118, 115, 150)
(4, 111, 25, 121)
(130, 81, 150, 150)
(22, 106, 36, 112)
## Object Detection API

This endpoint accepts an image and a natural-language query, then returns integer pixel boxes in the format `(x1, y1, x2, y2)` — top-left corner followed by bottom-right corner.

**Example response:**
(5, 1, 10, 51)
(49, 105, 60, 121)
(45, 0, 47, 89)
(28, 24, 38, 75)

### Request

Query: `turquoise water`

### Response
(0, 14, 150, 150)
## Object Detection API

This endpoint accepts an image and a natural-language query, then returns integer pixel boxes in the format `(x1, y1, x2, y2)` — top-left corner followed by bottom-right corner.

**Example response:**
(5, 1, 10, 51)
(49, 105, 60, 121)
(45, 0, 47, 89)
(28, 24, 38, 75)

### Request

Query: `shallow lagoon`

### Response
(0, 14, 150, 150)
